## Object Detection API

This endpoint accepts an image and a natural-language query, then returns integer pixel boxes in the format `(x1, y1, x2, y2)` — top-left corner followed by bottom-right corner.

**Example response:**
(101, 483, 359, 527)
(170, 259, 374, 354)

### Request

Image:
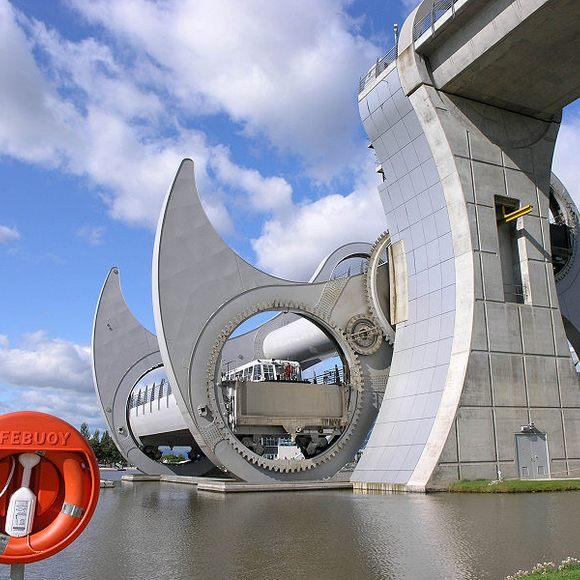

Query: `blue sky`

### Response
(1, 0, 579, 430)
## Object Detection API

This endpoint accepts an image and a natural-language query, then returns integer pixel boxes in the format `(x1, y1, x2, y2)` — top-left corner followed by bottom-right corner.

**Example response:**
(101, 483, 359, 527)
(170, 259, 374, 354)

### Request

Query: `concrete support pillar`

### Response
(407, 83, 580, 485)
(354, 0, 580, 489)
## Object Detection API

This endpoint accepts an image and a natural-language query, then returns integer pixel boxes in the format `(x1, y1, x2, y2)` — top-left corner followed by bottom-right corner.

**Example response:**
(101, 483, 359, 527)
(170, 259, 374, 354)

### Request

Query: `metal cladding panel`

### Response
(353, 66, 456, 485)
(235, 381, 345, 423)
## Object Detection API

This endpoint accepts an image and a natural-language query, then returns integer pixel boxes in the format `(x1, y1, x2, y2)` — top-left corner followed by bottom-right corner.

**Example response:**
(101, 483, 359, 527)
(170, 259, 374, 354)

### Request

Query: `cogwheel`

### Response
(549, 179, 579, 284)
(204, 299, 365, 473)
(346, 314, 382, 356)
(364, 231, 396, 344)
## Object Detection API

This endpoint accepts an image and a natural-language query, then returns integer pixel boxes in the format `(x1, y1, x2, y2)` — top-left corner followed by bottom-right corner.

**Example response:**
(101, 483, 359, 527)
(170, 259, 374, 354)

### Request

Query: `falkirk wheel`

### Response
(94, 0, 580, 487)
(93, 159, 404, 481)
(92, 148, 580, 487)
(92, 161, 580, 485)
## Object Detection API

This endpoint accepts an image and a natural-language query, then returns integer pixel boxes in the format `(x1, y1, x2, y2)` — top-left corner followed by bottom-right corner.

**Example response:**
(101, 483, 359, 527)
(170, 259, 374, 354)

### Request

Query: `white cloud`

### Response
(0, 2, 80, 165)
(0, 1, 299, 233)
(30, 20, 163, 122)
(0, 386, 104, 431)
(1, 0, 395, 283)
(76, 225, 105, 246)
(0, 225, 20, 243)
(554, 113, 580, 209)
(252, 166, 385, 280)
(0, 331, 92, 393)
(0, 331, 113, 429)
(211, 146, 293, 214)
(68, 0, 379, 180)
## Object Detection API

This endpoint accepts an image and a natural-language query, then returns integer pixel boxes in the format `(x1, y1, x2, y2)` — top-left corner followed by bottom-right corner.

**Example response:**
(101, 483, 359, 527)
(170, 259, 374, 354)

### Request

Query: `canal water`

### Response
(2, 473, 580, 579)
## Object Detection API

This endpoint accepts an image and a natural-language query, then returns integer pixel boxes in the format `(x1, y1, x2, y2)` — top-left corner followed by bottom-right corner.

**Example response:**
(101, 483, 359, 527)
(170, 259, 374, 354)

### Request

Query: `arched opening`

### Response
(329, 255, 370, 279)
(213, 309, 361, 466)
(127, 366, 204, 465)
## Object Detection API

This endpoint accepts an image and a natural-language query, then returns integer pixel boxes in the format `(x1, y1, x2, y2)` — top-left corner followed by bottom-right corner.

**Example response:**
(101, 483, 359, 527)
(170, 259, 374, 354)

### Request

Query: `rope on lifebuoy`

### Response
(2, 453, 90, 560)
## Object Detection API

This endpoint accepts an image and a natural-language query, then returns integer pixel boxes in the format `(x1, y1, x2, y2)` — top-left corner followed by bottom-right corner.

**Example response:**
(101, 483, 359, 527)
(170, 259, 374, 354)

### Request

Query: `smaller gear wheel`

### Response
(346, 314, 382, 356)
(364, 231, 396, 345)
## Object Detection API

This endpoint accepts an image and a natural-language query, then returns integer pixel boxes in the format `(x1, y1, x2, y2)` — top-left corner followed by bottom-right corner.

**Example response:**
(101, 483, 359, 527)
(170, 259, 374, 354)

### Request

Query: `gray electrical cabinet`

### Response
(515, 432, 550, 479)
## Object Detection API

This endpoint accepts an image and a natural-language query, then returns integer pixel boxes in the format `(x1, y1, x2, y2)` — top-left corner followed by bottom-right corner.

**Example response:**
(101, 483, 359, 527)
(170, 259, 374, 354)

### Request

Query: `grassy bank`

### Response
(507, 558, 580, 579)
(523, 567, 580, 579)
(448, 479, 580, 493)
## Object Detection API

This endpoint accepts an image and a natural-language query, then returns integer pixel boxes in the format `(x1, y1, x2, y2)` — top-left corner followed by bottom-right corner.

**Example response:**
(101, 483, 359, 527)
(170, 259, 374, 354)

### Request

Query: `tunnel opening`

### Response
(127, 366, 204, 465)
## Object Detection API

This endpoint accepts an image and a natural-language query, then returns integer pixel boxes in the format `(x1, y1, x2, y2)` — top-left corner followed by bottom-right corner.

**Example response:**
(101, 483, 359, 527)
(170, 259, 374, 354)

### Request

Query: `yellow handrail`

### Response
(502, 204, 533, 223)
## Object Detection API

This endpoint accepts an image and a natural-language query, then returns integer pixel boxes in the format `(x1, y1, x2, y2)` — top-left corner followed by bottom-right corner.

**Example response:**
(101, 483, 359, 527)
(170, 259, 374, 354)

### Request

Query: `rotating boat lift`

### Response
(92, 160, 404, 480)
(92, 162, 580, 483)
(94, 0, 580, 487)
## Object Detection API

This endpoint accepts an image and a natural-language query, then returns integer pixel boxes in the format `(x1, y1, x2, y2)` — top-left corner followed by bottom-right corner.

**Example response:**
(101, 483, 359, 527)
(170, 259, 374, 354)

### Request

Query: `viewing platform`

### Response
(121, 473, 353, 493)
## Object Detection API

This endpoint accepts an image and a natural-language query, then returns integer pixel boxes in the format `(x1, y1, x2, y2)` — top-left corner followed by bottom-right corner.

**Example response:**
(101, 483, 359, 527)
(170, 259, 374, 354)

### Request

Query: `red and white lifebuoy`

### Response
(0, 412, 100, 564)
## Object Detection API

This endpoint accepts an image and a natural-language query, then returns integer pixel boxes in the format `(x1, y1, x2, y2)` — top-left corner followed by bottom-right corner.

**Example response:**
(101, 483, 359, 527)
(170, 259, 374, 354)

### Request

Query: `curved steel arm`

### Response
(92, 267, 214, 475)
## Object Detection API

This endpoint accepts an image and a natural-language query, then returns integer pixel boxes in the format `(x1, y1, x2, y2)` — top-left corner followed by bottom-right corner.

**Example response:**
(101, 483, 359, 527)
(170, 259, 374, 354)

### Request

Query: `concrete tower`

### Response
(353, 0, 580, 490)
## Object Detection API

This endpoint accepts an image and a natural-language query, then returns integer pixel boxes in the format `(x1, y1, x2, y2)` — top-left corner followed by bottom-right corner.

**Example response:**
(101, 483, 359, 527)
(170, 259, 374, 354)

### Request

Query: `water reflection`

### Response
(3, 484, 580, 580)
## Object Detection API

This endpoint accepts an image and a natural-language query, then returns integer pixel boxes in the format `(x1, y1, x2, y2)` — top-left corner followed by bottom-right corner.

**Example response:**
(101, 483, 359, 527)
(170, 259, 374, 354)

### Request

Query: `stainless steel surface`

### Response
(92, 268, 214, 477)
(61, 503, 85, 519)
(153, 160, 392, 481)
(8, 565, 24, 580)
(6, 482, 580, 579)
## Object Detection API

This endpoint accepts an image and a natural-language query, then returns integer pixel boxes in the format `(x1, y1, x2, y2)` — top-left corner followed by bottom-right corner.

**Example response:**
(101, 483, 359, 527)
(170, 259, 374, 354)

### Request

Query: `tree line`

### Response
(80, 423, 126, 466)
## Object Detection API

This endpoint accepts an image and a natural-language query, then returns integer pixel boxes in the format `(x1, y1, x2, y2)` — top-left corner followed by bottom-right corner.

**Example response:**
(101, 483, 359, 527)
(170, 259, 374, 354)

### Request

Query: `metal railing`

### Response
(358, 43, 398, 93)
(222, 366, 346, 386)
(129, 378, 172, 409)
(129, 366, 350, 410)
(330, 260, 369, 280)
(306, 366, 345, 386)
(503, 283, 526, 305)
(358, 0, 462, 93)
(413, 0, 457, 41)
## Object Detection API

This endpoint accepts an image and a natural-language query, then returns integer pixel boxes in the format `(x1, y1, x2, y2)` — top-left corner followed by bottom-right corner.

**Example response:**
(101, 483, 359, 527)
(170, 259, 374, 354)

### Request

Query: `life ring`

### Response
(0, 411, 100, 565)
(0, 451, 98, 564)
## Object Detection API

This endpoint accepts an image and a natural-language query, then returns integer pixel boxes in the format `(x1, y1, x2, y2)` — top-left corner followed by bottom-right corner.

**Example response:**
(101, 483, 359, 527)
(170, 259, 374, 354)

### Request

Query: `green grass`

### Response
(507, 564, 580, 580)
(448, 479, 580, 493)
(511, 565, 580, 579)
(507, 558, 580, 578)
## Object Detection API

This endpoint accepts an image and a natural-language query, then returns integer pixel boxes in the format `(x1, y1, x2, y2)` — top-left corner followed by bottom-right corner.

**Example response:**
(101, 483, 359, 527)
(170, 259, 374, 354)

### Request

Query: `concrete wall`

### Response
(354, 0, 580, 488)
(419, 0, 580, 119)
(412, 89, 580, 485)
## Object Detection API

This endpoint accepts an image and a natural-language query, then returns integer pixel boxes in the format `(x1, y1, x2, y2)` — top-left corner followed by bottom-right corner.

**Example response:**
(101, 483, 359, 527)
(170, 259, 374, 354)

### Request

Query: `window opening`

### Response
(496, 197, 524, 303)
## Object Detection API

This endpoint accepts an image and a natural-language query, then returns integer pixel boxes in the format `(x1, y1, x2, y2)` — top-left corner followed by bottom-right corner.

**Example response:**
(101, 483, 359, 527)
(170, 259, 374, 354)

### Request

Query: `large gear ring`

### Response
(346, 314, 382, 356)
(364, 231, 396, 344)
(550, 177, 578, 284)
(204, 300, 364, 473)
